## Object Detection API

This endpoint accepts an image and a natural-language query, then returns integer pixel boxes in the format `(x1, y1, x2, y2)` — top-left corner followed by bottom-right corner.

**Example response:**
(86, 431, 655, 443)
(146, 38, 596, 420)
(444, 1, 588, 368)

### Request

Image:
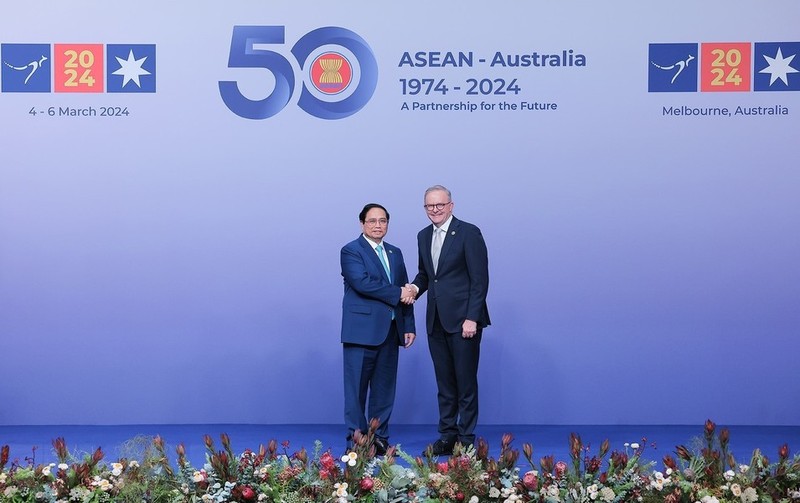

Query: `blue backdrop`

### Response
(1, 1, 798, 426)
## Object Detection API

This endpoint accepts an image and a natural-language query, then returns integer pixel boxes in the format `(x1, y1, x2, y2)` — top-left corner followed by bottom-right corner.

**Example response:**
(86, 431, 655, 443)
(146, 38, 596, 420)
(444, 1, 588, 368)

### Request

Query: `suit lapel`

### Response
(422, 225, 435, 274)
(359, 235, 389, 283)
(385, 245, 396, 284)
(436, 217, 459, 273)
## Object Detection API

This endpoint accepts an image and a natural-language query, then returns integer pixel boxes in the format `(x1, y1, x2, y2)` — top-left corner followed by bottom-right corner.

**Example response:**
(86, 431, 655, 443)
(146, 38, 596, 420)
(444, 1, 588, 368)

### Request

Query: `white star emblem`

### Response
(758, 47, 798, 86)
(112, 50, 151, 88)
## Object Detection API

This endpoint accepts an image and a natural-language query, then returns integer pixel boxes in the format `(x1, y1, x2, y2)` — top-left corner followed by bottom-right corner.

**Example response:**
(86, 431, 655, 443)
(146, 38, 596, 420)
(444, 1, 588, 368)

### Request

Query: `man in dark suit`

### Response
(408, 185, 490, 456)
(340, 203, 416, 455)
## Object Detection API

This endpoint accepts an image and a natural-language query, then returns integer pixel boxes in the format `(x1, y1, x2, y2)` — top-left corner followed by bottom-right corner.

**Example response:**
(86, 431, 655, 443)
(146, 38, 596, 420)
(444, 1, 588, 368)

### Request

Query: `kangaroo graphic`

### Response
(651, 54, 695, 84)
(4, 54, 48, 85)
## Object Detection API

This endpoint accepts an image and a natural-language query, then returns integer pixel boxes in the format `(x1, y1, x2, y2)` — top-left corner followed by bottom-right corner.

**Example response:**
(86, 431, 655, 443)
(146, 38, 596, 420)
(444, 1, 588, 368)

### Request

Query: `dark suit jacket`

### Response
(340, 235, 415, 345)
(412, 216, 490, 334)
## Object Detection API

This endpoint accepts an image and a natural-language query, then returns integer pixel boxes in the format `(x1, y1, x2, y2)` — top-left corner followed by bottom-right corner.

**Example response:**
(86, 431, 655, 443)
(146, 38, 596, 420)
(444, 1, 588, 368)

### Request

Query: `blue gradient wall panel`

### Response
(0, 1, 798, 425)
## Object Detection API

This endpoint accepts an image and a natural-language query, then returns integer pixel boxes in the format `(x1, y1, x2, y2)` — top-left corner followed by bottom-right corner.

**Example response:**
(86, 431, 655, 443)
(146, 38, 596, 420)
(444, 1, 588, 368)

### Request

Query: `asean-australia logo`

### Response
(310, 52, 353, 95)
(218, 26, 378, 120)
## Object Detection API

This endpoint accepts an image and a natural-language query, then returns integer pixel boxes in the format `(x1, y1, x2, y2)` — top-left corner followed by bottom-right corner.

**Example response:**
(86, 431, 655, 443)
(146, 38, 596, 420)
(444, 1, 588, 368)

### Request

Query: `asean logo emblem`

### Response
(310, 52, 352, 95)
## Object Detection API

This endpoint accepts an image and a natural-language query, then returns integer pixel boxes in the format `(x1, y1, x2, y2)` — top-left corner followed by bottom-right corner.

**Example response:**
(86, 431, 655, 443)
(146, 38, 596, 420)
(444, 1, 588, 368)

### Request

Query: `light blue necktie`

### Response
(375, 244, 391, 281)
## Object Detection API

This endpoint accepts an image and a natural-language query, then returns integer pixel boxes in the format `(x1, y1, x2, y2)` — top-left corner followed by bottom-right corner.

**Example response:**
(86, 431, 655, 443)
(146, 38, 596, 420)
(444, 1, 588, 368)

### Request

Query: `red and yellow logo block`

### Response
(54, 44, 104, 93)
(700, 43, 751, 92)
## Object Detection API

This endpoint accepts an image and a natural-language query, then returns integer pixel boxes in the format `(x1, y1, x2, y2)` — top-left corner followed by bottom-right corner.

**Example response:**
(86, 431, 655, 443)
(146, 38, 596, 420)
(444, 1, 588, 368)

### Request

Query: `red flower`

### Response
(501, 433, 514, 450)
(675, 445, 692, 461)
(360, 477, 375, 492)
(437, 461, 449, 474)
(320, 452, 336, 470)
(241, 485, 255, 500)
(540, 455, 554, 473)
(587, 456, 602, 474)
(1, 445, 9, 468)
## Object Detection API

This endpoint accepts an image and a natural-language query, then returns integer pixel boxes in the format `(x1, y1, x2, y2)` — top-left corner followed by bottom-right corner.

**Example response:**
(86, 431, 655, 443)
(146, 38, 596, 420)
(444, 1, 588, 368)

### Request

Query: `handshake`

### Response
(400, 283, 417, 305)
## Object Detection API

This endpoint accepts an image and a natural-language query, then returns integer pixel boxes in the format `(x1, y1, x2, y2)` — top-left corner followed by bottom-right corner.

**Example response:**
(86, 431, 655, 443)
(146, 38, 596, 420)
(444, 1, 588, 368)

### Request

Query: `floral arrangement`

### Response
(0, 419, 798, 503)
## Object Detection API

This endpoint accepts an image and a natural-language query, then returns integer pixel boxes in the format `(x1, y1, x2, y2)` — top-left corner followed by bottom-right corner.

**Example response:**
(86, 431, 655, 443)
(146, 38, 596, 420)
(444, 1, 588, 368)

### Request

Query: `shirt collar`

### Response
(363, 234, 384, 250)
(435, 215, 454, 234)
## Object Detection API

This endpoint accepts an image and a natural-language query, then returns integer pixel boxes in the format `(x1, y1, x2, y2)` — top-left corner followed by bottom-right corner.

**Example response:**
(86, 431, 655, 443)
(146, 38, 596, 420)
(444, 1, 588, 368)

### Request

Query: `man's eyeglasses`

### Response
(364, 218, 388, 226)
(424, 202, 451, 212)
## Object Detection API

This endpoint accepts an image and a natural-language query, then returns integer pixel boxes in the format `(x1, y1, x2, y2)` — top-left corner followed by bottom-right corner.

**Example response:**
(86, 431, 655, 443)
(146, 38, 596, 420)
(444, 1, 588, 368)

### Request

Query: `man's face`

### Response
(424, 190, 453, 227)
(361, 207, 389, 243)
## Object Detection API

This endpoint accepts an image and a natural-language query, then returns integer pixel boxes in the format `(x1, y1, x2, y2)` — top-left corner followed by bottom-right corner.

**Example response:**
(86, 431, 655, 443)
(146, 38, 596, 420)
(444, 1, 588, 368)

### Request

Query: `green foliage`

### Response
(0, 421, 797, 503)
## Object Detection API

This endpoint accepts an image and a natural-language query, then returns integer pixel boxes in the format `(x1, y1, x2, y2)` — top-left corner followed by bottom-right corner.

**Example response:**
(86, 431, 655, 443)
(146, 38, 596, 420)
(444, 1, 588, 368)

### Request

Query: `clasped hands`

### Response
(400, 283, 417, 305)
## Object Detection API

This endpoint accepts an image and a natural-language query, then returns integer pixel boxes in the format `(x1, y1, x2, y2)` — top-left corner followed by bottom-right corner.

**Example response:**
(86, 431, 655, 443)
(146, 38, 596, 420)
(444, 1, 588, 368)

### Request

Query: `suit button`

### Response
(434, 279, 438, 283)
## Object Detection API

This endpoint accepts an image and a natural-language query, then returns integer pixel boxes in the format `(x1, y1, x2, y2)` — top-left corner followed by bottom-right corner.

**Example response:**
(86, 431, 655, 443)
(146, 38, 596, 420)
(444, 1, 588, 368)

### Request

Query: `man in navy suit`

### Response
(340, 203, 416, 455)
(408, 185, 490, 456)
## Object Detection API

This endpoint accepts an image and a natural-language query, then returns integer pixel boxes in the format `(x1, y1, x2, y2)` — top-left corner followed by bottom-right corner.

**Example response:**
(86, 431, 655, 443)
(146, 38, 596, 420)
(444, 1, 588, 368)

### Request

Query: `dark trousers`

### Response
(343, 322, 399, 441)
(428, 313, 481, 445)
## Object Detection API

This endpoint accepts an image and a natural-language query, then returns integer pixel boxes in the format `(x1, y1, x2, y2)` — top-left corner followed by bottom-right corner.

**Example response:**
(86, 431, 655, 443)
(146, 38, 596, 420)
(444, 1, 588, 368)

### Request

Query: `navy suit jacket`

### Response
(412, 216, 490, 334)
(340, 235, 415, 345)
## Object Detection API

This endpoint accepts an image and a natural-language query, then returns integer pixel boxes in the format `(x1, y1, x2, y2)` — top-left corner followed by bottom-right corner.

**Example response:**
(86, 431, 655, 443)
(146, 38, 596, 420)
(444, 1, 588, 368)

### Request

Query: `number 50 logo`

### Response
(219, 26, 378, 120)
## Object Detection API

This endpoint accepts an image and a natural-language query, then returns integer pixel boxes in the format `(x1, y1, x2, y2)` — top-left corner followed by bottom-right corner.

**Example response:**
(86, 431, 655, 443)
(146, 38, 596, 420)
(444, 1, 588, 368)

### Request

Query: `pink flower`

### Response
(523, 470, 539, 490)
(437, 461, 449, 474)
(555, 461, 567, 478)
(360, 477, 375, 492)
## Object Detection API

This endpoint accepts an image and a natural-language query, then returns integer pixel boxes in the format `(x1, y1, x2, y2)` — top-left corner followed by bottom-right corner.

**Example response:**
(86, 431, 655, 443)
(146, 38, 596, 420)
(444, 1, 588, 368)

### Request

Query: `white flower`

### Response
(489, 487, 501, 498)
(129, 460, 140, 468)
(0, 473, 6, 484)
(730, 483, 742, 497)
(666, 467, 673, 476)
(699, 496, 719, 503)
(547, 485, 560, 497)
(58, 463, 69, 470)
(738, 464, 749, 473)
(192, 470, 205, 483)
(600, 487, 615, 502)
(469, 496, 480, 503)
(91, 476, 113, 492)
(341, 451, 358, 466)
(630, 443, 640, 449)
(741, 487, 758, 503)
(334, 482, 349, 498)
(724, 469, 735, 481)
(111, 462, 124, 477)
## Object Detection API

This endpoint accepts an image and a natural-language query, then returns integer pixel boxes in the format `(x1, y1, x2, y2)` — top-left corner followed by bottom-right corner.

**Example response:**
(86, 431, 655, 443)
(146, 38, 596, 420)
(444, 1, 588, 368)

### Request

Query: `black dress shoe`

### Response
(429, 438, 455, 456)
(373, 437, 389, 456)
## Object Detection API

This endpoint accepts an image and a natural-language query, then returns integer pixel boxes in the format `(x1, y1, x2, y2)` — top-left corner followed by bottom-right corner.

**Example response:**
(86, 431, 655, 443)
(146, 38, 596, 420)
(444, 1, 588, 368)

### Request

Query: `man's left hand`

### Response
(462, 320, 477, 339)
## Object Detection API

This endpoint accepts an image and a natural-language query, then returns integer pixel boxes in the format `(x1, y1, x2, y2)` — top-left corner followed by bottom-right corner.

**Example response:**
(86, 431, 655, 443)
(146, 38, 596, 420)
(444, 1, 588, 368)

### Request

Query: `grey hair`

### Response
(424, 185, 452, 201)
